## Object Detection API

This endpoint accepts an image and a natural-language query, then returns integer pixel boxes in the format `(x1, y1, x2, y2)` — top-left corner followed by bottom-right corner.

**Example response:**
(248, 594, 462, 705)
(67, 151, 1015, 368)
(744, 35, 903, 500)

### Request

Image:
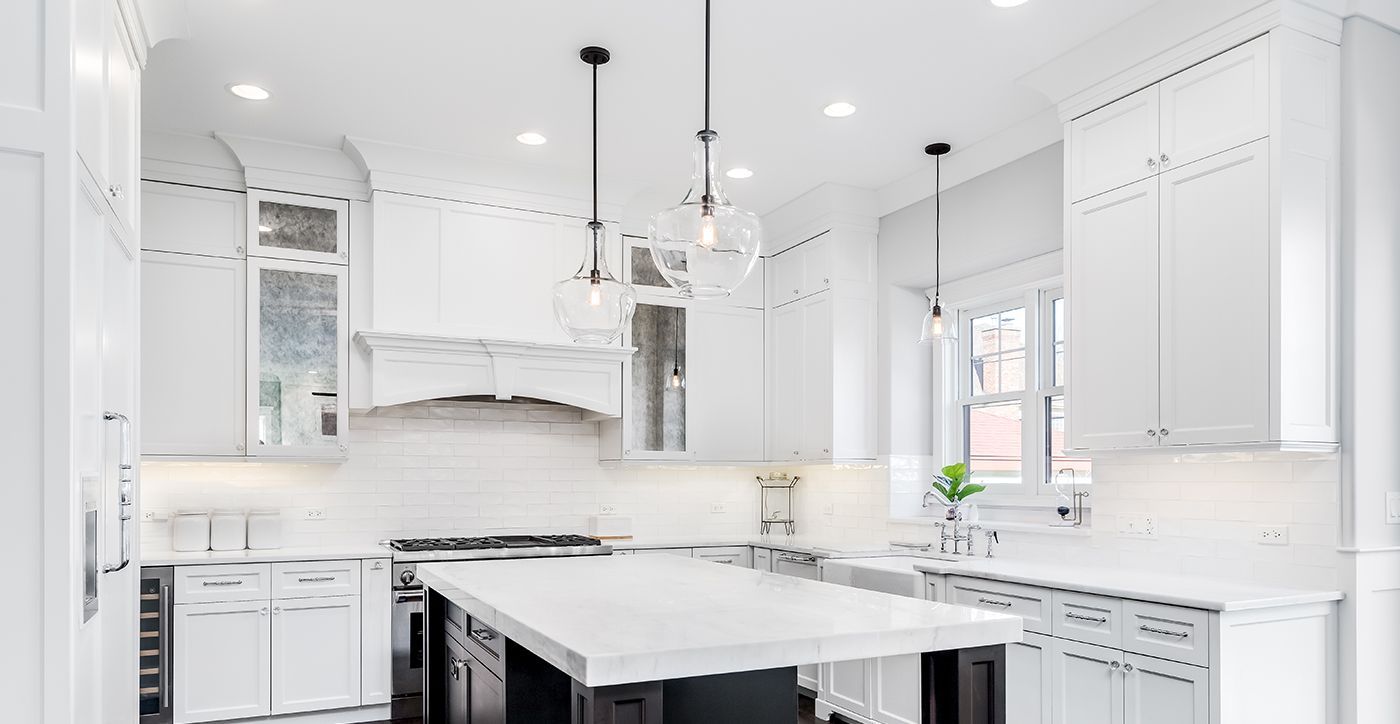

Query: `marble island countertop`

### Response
(417, 554, 1021, 687)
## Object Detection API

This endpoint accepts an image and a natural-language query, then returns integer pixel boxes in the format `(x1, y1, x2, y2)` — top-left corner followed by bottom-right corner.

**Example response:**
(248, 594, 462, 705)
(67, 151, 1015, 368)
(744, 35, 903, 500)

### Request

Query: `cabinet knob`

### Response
(1159, 428, 1170, 437)
(235, 246, 244, 256)
(272, 606, 281, 615)
(1110, 661, 1120, 670)
(235, 443, 245, 452)
(1146, 429, 1157, 437)
(339, 251, 348, 259)
(792, 450, 800, 456)
(108, 184, 124, 199)
(793, 289, 799, 295)
(823, 278, 830, 285)
(259, 607, 268, 616)
(822, 448, 830, 454)
(1123, 663, 1134, 673)
(1159, 153, 1171, 167)
(1146, 157, 1157, 169)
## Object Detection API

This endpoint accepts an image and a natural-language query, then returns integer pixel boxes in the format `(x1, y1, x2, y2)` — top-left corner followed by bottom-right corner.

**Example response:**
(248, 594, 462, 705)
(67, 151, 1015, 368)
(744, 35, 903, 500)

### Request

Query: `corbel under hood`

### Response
(354, 331, 634, 417)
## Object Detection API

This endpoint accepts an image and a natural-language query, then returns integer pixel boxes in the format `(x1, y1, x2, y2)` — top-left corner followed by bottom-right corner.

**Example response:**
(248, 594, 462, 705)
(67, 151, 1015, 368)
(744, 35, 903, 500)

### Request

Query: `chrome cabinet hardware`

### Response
(101, 411, 133, 573)
(1160, 428, 1170, 436)
(1146, 429, 1157, 437)
(1110, 660, 1121, 670)
(977, 597, 1013, 608)
(470, 628, 497, 642)
(1140, 624, 1189, 638)
(1146, 157, 1158, 169)
(160, 584, 172, 708)
(297, 576, 336, 583)
(109, 183, 125, 199)
(1160, 153, 1171, 167)
(259, 606, 269, 616)
(272, 606, 282, 615)
(1065, 611, 1108, 624)
(449, 656, 466, 680)
(202, 579, 243, 587)
(235, 246, 244, 256)
(823, 278, 830, 285)
(1123, 663, 1135, 672)
(793, 288, 799, 295)
(394, 590, 425, 604)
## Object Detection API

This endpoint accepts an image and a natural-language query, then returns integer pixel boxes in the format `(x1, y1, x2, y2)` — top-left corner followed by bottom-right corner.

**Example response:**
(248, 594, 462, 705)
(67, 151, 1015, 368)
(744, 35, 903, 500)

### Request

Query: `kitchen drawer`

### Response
(1121, 599, 1211, 667)
(752, 547, 773, 572)
(631, 547, 694, 557)
(463, 616, 505, 680)
(272, 559, 361, 599)
(693, 546, 752, 567)
(946, 576, 1052, 634)
(175, 564, 273, 603)
(1052, 590, 1123, 649)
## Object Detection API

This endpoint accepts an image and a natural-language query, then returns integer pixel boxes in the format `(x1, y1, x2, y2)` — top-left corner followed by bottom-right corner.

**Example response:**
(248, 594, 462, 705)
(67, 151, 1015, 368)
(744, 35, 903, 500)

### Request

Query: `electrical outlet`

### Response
(1256, 525, 1290, 545)
(141, 509, 162, 522)
(1117, 513, 1156, 537)
(709, 503, 727, 514)
(1387, 492, 1400, 525)
(302, 508, 325, 521)
(822, 503, 835, 516)
(599, 504, 618, 515)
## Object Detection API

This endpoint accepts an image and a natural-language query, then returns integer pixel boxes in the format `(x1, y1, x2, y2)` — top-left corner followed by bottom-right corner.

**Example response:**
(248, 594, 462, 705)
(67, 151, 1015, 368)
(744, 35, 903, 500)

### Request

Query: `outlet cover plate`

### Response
(1256, 525, 1290, 545)
(302, 508, 325, 521)
(1388, 492, 1400, 525)
(1117, 513, 1156, 537)
(599, 503, 618, 515)
(709, 503, 727, 514)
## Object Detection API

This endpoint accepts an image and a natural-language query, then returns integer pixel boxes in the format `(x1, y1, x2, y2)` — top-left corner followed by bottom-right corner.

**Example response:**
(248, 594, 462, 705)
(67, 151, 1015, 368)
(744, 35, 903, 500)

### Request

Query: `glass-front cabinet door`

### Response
(621, 301, 692, 461)
(247, 189, 349, 265)
(247, 257, 348, 458)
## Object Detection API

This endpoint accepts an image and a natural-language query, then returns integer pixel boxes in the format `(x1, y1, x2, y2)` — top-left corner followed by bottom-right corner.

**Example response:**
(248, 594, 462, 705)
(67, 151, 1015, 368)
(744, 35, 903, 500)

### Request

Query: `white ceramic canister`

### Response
(172, 510, 211, 552)
(210, 509, 248, 551)
(246, 509, 283, 550)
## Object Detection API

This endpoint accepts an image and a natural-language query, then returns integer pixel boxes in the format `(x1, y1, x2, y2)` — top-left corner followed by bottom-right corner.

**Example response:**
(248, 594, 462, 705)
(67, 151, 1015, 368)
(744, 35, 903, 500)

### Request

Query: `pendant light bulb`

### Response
(648, 0, 763, 299)
(553, 47, 637, 344)
(919, 142, 956, 344)
(671, 367, 684, 389)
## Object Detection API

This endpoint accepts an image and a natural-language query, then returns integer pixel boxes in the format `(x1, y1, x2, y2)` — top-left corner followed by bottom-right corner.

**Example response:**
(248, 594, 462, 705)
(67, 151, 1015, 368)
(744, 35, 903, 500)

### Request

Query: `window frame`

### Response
(947, 281, 1087, 503)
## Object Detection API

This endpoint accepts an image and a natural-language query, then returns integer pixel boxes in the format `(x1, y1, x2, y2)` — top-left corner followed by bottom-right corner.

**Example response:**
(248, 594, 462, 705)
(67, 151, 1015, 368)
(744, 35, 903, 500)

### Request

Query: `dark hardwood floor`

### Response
(375, 695, 830, 723)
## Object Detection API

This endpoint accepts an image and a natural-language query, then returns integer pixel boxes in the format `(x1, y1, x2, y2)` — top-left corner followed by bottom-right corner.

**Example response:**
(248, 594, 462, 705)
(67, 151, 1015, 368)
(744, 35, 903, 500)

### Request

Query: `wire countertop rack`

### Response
(756, 474, 799, 536)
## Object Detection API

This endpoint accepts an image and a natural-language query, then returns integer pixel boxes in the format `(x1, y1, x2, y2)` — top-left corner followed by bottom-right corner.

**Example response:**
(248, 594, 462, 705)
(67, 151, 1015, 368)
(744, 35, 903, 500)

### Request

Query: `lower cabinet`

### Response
(1007, 632, 1054, 724)
(692, 546, 752, 567)
(465, 652, 506, 724)
(1122, 653, 1208, 724)
(442, 635, 473, 724)
(752, 546, 773, 572)
(1050, 638, 1123, 724)
(174, 600, 273, 723)
(1049, 638, 1208, 724)
(271, 596, 362, 714)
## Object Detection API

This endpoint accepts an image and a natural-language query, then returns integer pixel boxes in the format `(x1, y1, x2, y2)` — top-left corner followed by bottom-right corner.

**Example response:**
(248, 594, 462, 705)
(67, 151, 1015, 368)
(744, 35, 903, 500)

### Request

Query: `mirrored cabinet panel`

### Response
(248, 257, 348, 457)
(248, 189, 349, 265)
(626, 303, 688, 457)
(629, 244, 669, 288)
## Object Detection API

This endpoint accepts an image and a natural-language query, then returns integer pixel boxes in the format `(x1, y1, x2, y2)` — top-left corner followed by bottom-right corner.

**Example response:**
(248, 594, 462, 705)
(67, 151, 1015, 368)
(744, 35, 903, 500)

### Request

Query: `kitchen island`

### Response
(417, 554, 1020, 724)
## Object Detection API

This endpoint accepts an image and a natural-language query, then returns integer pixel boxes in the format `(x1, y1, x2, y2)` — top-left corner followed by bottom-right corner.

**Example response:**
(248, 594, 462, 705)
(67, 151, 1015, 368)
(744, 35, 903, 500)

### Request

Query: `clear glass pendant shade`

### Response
(649, 130, 762, 299)
(918, 302, 956, 344)
(553, 221, 637, 344)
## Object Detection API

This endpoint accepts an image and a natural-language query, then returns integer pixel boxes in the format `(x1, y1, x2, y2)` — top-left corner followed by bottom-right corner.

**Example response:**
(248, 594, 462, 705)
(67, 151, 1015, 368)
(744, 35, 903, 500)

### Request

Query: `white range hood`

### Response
(354, 330, 634, 417)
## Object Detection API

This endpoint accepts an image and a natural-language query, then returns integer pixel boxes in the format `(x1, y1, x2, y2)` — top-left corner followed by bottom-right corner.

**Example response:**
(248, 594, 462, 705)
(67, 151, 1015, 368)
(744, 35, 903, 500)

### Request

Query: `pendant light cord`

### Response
(673, 307, 681, 368)
(701, 0, 713, 208)
(591, 61, 600, 272)
(933, 153, 941, 307)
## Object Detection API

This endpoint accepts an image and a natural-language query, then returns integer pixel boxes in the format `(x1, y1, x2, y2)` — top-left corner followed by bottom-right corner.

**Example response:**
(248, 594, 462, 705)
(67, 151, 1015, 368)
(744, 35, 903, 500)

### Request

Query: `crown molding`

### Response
(216, 133, 369, 201)
(760, 183, 879, 255)
(124, 0, 189, 68)
(140, 130, 246, 191)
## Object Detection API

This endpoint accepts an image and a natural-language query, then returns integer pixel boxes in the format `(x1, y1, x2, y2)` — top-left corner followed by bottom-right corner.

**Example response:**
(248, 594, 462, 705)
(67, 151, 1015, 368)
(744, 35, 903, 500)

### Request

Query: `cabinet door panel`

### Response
(688, 306, 764, 461)
(104, 13, 139, 232)
(1158, 139, 1270, 446)
(769, 244, 806, 307)
(821, 658, 870, 716)
(1050, 638, 1123, 724)
(141, 251, 246, 456)
(1007, 632, 1054, 724)
(1123, 653, 1208, 724)
(871, 654, 920, 724)
(272, 596, 361, 714)
(801, 233, 833, 296)
(468, 656, 506, 724)
(142, 182, 247, 258)
(174, 600, 271, 723)
(443, 635, 472, 723)
(798, 663, 819, 693)
(768, 302, 804, 460)
(1159, 37, 1269, 171)
(1070, 86, 1159, 202)
(248, 189, 348, 264)
(360, 560, 392, 705)
(1067, 179, 1160, 451)
(248, 257, 349, 457)
(800, 294, 835, 459)
(623, 302, 689, 460)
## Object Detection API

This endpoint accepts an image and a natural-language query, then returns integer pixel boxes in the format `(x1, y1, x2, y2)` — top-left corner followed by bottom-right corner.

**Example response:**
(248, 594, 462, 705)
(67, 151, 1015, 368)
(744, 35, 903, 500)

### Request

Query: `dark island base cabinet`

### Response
(427, 590, 1006, 724)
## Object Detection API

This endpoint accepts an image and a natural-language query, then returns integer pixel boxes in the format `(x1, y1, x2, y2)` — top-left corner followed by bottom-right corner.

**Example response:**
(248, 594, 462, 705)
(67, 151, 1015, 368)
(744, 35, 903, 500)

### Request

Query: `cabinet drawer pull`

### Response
(471, 627, 498, 643)
(977, 597, 1013, 608)
(202, 579, 243, 587)
(296, 576, 337, 583)
(1065, 611, 1108, 624)
(1140, 625, 1189, 638)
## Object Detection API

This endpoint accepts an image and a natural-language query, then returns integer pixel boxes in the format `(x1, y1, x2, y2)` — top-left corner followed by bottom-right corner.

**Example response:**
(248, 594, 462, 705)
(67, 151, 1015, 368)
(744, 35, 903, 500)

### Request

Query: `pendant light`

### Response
(667, 307, 686, 390)
(919, 142, 957, 344)
(648, 0, 763, 299)
(553, 47, 637, 344)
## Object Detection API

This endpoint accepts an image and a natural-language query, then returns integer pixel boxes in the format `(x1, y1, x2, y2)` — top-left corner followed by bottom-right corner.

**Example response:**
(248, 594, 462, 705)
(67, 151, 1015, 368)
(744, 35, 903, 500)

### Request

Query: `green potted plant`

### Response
(929, 462, 985, 520)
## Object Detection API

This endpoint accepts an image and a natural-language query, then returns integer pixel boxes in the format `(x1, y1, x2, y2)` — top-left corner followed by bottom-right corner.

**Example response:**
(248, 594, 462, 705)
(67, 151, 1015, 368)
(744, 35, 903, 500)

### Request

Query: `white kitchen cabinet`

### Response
(140, 251, 247, 456)
(1123, 653, 1208, 724)
(360, 559, 392, 705)
(247, 189, 349, 265)
(1066, 30, 1339, 453)
(1069, 86, 1159, 203)
(766, 232, 833, 308)
(692, 546, 752, 567)
(767, 301, 804, 460)
(247, 256, 349, 458)
(271, 596, 362, 714)
(687, 305, 765, 462)
(1157, 140, 1270, 446)
(75, 0, 140, 237)
(174, 600, 272, 723)
(869, 654, 920, 724)
(1050, 638, 1123, 724)
(142, 181, 247, 258)
(822, 658, 870, 714)
(752, 547, 773, 572)
(630, 547, 694, 557)
(1008, 632, 1054, 724)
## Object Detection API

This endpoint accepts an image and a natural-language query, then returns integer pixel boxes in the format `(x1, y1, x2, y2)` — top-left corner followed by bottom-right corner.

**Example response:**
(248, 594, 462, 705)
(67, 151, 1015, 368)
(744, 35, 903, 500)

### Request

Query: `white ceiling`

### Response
(143, 0, 1161, 215)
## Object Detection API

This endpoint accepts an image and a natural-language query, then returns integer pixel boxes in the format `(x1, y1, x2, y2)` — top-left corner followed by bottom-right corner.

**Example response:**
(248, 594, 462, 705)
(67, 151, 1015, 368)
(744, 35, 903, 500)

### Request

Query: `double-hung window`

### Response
(953, 284, 1091, 497)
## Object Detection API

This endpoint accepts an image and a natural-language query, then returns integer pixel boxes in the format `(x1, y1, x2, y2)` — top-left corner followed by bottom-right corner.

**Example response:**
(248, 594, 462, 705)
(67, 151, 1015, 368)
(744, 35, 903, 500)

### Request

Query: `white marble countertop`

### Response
(141, 544, 391, 567)
(610, 534, 924, 558)
(417, 555, 1021, 687)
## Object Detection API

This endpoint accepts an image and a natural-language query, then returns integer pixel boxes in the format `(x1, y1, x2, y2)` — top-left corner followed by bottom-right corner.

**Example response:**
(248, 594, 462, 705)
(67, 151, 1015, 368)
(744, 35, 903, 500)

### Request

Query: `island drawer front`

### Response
(463, 616, 505, 675)
(271, 559, 361, 599)
(174, 564, 273, 603)
(946, 576, 1052, 634)
(1052, 590, 1123, 648)
(1121, 600, 1210, 667)
(693, 546, 752, 567)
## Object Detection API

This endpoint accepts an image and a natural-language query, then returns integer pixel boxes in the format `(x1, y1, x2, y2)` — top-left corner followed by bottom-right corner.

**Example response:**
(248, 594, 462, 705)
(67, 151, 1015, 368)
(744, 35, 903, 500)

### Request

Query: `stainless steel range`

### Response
(384, 534, 611, 719)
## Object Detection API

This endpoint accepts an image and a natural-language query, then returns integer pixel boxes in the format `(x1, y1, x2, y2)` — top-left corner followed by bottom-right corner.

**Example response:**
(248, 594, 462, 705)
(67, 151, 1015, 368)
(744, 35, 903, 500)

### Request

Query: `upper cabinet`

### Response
(74, 0, 141, 238)
(1069, 37, 1268, 203)
(143, 181, 248, 258)
(248, 190, 350, 265)
(1066, 31, 1339, 453)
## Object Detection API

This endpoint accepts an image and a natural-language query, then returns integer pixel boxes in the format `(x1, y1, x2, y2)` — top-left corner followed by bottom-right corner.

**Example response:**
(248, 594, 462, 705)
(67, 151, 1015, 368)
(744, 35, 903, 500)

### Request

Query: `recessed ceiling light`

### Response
(990, 0, 1029, 7)
(726, 168, 754, 179)
(823, 102, 857, 118)
(227, 83, 271, 101)
(516, 132, 548, 146)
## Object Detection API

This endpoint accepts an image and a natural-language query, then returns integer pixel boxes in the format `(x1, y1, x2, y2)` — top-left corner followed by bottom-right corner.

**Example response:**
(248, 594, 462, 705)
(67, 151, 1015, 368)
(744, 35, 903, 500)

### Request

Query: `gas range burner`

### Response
(386, 537, 509, 552)
(383, 534, 609, 561)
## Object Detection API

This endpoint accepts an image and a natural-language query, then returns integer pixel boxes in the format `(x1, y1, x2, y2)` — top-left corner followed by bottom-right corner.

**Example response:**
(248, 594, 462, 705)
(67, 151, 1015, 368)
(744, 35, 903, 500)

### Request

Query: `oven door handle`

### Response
(394, 589, 425, 604)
